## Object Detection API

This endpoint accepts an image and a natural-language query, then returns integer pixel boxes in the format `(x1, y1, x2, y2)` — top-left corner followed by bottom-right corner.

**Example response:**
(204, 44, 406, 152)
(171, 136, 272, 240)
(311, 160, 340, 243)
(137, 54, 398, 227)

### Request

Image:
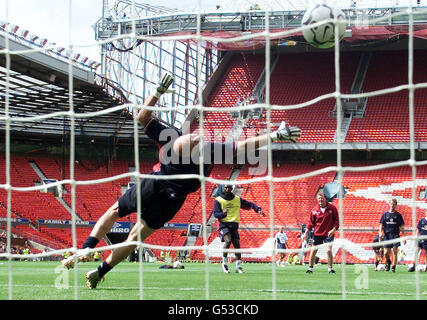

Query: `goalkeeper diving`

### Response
(62, 72, 302, 289)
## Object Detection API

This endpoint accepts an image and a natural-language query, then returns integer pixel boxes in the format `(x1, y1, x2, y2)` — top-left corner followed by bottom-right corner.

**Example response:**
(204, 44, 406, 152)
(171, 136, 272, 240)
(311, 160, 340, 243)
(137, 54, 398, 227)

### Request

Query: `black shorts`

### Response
(383, 232, 401, 248)
(277, 243, 287, 250)
(419, 240, 427, 250)
(118, 174, 187, 230)
(219, 224, 240, 242)
(313, 235, 334, 246)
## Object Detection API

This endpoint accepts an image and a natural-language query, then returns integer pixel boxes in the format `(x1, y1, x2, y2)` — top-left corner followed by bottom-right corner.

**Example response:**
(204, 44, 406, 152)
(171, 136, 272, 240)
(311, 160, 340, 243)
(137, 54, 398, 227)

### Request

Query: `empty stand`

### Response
(346, 50, 427, 142)
(236, 162, 336, 226)
(338, 161, 427, 228)
(191, 52, 265, 139)
(241, 51, 361, 143)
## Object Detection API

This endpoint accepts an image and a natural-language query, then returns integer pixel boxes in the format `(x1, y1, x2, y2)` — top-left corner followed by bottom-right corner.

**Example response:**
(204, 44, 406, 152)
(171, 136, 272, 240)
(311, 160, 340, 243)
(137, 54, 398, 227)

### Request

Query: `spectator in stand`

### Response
(379, 198, 406, 272)
(302, 190, 339, 274)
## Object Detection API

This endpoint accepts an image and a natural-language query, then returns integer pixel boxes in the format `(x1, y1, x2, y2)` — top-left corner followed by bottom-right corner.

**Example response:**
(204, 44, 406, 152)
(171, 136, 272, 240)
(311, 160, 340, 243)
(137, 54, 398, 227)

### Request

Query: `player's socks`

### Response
(222, 264, 230, 274)
(385, 259, 391, 271)
(97, 261, 113, 278)
(82, 236, 99, 249)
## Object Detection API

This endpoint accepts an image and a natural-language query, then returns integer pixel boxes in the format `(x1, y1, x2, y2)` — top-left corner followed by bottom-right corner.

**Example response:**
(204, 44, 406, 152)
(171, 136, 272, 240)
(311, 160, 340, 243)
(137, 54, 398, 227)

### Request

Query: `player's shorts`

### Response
(118, 173, 187, 229)
(383, 232, 401, 248)
(277, 243, 287, 250)
(219, 223, 239, 242)
(313, 235, 334, 246)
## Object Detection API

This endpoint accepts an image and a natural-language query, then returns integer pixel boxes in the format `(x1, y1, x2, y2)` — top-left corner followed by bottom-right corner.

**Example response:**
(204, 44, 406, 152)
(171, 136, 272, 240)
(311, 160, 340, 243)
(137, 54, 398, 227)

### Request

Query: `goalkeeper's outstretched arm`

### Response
(138, 73, 175, 127)
(234, 121, 301, 156)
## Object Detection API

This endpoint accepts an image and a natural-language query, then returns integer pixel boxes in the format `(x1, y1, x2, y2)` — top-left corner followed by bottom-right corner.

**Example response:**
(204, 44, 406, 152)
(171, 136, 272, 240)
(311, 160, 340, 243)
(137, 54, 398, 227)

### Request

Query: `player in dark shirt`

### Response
(408, 211, 427, 272)
(379, 198, 406, 272)
(372, 234, 384, 270)
(62, 73, 302, 289)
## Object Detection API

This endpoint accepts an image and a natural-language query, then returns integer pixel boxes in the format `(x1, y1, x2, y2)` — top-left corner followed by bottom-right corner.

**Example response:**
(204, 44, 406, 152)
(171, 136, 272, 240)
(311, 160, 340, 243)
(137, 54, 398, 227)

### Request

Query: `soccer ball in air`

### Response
(301, 4, 347, 49)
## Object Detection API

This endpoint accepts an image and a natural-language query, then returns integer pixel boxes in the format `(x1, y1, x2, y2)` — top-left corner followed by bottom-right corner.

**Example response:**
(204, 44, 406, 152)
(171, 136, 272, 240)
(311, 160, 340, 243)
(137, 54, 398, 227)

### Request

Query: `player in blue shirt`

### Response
(408, 211, 427, 272)
(62, 73, 302, 288)
(379, 199, 406, 272)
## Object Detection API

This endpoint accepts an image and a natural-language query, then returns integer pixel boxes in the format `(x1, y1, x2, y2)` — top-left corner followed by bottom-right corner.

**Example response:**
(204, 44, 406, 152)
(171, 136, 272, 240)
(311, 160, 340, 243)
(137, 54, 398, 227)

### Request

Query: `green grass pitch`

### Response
(0, 261, 426, 300)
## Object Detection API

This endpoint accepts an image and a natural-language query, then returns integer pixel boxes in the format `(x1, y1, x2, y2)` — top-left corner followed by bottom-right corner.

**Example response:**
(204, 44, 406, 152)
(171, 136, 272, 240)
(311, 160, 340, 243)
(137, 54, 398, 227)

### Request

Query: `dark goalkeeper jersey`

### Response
(144, 118, 235, 196)
(380, 211, 404, 234)
(418, 218, 427, 236)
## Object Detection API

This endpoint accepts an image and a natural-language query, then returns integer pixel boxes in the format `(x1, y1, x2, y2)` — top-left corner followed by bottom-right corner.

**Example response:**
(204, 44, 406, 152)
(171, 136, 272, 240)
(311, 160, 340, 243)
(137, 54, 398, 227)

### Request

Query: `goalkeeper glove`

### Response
(154, 73, 175, 99)
(270, 121, 301, 143)
(257, 208, 266, 216)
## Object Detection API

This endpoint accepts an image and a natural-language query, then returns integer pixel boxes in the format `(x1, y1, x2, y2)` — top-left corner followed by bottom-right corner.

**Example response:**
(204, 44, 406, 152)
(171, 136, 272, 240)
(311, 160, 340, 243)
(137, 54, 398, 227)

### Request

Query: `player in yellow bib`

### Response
(213, 184, 265, 274)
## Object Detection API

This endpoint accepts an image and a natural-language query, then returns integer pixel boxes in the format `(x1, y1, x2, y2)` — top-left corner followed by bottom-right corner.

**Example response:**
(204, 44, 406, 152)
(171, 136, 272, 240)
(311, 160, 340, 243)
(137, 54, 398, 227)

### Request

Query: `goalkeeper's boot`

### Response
(328, 269, 336, 274)
(62, 248, 92, 270)
(85, 269, 104, 289)
(236, 267, 244, 274)
(408, 265, 415, 272)
(306, 269, 313, 274)
(391, 266, 396, 273)
(62, 256, 75, 270)
(222, 263, 230, 274)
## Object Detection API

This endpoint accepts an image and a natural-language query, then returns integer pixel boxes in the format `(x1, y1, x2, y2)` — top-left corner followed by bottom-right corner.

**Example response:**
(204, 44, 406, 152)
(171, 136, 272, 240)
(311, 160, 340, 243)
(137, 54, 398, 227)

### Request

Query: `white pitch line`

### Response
(1, 284, 425, 297)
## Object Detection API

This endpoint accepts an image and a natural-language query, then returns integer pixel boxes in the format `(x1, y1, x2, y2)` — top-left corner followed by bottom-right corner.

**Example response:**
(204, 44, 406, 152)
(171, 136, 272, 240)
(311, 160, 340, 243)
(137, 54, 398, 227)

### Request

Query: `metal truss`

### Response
(97, 1, 218, 129)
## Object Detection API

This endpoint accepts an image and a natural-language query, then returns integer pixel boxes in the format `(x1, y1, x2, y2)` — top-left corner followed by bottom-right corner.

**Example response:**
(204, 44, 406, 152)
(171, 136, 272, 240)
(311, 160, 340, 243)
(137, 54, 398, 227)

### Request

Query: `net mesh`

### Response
(1, 0, 427, 300)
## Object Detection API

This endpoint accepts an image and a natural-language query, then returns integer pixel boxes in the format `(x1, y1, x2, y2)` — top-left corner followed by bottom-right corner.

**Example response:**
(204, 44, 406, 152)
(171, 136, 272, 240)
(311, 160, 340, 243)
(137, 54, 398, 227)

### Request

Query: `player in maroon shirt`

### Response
(302, 190, 339, 274)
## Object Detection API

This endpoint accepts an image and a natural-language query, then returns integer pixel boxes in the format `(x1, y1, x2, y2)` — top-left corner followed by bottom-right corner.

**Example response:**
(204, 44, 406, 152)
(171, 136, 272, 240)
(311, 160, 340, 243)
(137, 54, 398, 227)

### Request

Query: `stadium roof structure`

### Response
(95, 6, 427, 51)
(93, 2, 427, 151)
(0, 28, 146, 146)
